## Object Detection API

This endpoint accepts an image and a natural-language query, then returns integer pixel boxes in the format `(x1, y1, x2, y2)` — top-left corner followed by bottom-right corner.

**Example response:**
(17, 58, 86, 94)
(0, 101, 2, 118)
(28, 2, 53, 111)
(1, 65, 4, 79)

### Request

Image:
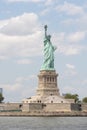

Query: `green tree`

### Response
(64, 93, 79, 103)
(0, 93, 4, 103)
(82, 97, 87, 103)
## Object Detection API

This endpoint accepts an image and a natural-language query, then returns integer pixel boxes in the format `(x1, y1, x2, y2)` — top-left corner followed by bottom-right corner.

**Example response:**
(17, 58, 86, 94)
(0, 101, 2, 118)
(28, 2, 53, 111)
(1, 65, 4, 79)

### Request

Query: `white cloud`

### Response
(64, 64, 77, 77)
(0, 75, 37, 102)
(56, 1, 84, 15)
(0, 83, 21, 92)
(74, 14, 87, 31)
(16, 59, 32, 64)
(0, 13, 40, 36)
(6, 0, 42, 3)
(64, 69, 77, 77)
(58, 44, 84, 55)
(66, 64, 75, 69)
(0, 13, 43, 60)
(40, 8, 50, 16)
(0, 56, 8, 60)
(6, 0, 57, 5)
(82, 79, 87, 85)
(7, 0, 56, 5)
(0, 13, 86, 61)
(61, 18, 74, 25)
(53, 32, 85, 56)
(45, 0, 54, 6)
(0, 32, 42, 59)
(15, 75, 36, 83)
(67, 31, 86, 43)
(61, 13, 87, 35)
(62, 86, 76, 93)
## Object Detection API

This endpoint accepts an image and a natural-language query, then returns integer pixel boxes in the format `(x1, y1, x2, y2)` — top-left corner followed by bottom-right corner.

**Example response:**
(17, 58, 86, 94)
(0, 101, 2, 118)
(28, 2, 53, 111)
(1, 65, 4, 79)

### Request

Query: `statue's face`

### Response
(47, 35, 51, 40)
(44, 25, 47, 29)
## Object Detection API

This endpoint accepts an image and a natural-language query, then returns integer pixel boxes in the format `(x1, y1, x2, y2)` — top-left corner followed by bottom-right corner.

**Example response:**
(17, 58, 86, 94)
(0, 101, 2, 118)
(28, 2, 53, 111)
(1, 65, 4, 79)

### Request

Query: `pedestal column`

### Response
(37, 70, 60, 96)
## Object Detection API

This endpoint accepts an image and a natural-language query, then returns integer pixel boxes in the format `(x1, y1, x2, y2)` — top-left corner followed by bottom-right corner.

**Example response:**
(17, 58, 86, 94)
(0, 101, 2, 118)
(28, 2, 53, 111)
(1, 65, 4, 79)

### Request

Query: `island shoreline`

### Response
(0, 111, 87, 117)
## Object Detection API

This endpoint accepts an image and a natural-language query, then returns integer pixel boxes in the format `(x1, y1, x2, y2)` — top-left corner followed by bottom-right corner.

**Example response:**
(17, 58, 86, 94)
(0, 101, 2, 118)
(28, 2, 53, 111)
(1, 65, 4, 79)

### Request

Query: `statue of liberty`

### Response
(41, 25, 57, 71)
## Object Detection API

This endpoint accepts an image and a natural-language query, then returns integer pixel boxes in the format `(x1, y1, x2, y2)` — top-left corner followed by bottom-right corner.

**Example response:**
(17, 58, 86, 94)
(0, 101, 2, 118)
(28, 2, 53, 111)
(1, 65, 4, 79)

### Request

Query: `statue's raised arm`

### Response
(44, 25, 47, 38)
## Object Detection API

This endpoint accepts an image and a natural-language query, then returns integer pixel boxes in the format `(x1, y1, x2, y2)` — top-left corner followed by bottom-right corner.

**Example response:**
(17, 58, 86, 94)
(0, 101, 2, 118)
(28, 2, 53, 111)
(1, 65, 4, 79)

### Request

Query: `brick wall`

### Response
(0, 103, 22, 111)
(82, 104, 87, 112)
(43, 103, 71, 112)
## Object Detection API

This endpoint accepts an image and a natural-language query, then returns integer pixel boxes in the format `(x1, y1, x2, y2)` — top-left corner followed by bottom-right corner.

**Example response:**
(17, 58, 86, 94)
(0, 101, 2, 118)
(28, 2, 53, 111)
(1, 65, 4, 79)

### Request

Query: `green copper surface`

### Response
(40, 25, 56, 71)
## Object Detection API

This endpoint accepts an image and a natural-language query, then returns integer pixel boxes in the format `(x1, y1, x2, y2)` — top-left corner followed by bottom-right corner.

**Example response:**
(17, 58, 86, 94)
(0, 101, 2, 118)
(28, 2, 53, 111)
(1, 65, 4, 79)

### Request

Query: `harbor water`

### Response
(0, 117, 87, 130)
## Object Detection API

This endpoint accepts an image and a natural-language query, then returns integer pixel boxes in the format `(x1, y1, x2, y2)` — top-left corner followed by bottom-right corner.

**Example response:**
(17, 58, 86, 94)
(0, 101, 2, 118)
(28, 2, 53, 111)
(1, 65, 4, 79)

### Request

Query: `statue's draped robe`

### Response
(41, 36, 55, 70)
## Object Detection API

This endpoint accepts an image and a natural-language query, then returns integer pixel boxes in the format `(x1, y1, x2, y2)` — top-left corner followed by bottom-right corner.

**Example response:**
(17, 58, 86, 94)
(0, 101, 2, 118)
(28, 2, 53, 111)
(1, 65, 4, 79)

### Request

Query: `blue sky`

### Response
(0, 0, 87, 102)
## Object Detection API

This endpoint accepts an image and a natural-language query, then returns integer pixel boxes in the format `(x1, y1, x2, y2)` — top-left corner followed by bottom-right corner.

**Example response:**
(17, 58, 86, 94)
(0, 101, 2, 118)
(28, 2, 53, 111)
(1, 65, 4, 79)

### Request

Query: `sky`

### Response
(0, 0, 87, 102)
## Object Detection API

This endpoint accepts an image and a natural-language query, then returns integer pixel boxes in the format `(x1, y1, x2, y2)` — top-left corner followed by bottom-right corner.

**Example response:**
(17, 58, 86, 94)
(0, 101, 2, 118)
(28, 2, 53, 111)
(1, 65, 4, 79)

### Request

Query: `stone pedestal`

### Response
(37, 70, 60, 96)
(22, 70, 73, 104)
